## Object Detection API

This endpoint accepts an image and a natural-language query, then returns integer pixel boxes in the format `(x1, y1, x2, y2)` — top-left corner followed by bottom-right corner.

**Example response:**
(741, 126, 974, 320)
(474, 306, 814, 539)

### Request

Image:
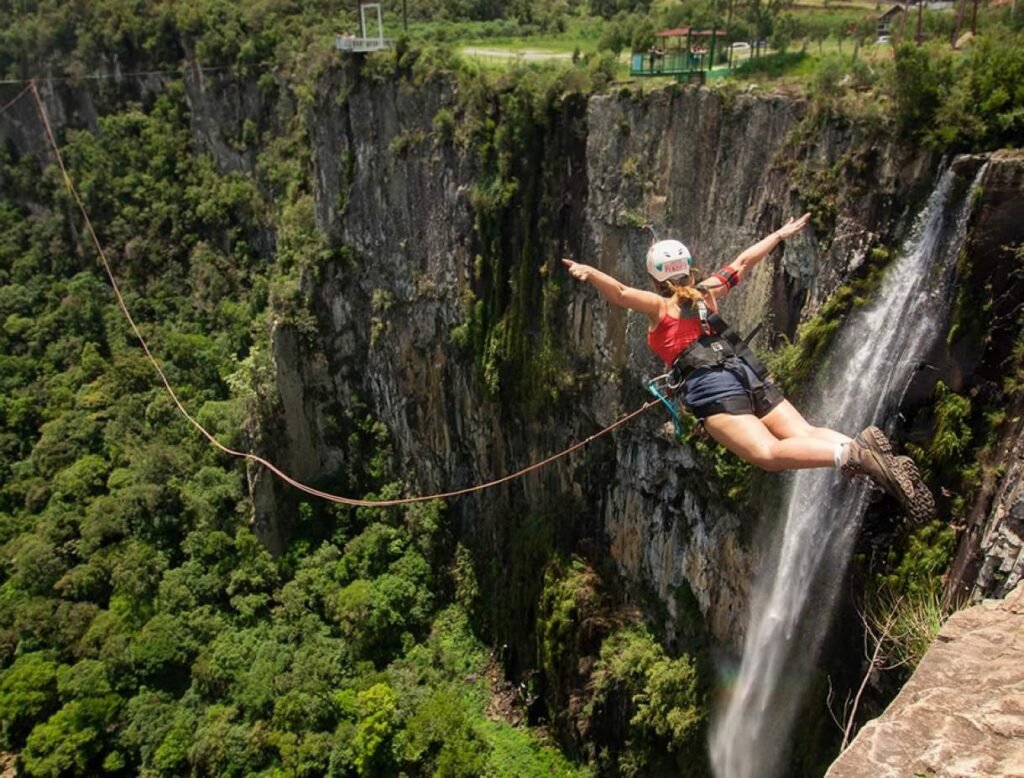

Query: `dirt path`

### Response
(460, 46, 573, 61)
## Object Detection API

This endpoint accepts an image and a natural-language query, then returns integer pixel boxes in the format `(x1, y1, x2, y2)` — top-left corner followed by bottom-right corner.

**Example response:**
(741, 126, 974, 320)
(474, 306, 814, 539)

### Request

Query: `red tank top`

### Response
(647, 306, 703, 366)
(646, 264, 741, 365)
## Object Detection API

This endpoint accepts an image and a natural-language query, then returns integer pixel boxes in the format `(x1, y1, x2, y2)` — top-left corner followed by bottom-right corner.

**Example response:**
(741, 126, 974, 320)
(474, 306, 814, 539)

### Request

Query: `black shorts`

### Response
(684, 366, 785, 421)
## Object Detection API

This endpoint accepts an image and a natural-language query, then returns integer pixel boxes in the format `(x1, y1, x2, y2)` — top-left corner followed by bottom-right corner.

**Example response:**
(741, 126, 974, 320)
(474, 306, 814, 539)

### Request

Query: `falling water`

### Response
(709, 161, 987, 778)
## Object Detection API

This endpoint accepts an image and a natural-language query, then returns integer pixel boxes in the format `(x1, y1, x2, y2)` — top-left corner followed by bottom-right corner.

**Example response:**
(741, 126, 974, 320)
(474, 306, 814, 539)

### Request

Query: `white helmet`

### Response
(645, 239, 691, 282)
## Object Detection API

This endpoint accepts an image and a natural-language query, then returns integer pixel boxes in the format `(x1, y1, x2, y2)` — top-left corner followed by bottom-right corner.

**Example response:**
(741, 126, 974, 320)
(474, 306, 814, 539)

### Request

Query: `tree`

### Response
(188, 704, 268, 777)
(8, 535, 65, 596)
(890, 42, 951, 134)
(586, 625, 707, 772)
(807, 17, 830, 54)
(770, 13, 798, 53)
(0, 652, 60, 747)
(129, 613, 195, 683)
(402, 686, 489, 776)
(350, 683, 399, 776)
(118, 690, 177, 770)
(851, 16, 877, 59)
(744, 0, 785, 52)
(20, 661, 121, 778)
(631, 17, 657, 52)
(929, 29, 1024, 149)
(597, 20, 628, 54)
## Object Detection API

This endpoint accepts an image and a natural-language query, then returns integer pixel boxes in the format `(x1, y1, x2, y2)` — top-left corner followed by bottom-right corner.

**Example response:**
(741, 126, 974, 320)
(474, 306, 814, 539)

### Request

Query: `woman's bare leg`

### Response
(703, 412, 838, 472)
(760, 399, 851, 445)
(705, 404, 934, 518)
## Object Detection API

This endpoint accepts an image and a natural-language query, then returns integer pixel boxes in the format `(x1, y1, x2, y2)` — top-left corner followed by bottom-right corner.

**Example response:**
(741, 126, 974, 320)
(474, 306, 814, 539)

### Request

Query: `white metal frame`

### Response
(336, 2, 392, 53)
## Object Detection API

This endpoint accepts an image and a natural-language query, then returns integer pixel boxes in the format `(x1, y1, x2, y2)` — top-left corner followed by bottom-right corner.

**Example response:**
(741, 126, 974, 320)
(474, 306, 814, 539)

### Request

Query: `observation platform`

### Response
(630, 26, 728, 84)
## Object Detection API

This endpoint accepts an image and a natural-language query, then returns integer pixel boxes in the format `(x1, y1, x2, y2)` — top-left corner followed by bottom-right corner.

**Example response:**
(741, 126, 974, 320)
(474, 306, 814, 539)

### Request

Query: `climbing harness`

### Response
(22, 81, 658, 508)
(644, 304, 772, 438)
(670, 306, 770, 387)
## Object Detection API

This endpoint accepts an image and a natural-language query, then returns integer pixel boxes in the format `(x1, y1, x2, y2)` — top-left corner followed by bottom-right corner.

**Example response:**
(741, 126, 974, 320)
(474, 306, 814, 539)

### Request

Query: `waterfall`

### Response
(709, 161, 987, 778)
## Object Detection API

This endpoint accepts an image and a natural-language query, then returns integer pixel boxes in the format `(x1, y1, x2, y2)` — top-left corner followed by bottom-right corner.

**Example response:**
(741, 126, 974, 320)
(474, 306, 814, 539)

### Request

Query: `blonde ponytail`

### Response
(661, 272, 705, 306)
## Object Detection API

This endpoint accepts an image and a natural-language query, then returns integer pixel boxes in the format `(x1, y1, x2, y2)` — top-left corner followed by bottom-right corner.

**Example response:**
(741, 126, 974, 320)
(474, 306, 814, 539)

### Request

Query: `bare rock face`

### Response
(946, 151, 1024, 607)
(826, 581, 1024, 778)
(969, 414, 1024, 601)
(260, 71, 953, 649)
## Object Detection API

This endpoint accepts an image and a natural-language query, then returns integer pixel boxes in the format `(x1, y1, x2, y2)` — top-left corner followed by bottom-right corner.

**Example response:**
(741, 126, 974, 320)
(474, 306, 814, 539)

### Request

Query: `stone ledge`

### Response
(826, 582, 1024, 778)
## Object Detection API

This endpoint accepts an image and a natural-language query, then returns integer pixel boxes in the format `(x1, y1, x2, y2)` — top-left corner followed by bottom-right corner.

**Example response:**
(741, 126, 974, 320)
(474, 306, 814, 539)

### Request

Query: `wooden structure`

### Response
(336, 2, 393, 53)
(630, 27, 728, 84)
(877, 5, 905, 36)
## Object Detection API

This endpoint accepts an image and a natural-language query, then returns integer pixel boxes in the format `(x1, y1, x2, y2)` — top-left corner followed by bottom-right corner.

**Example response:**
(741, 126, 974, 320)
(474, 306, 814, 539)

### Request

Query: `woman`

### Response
(562, 214, 934, 518)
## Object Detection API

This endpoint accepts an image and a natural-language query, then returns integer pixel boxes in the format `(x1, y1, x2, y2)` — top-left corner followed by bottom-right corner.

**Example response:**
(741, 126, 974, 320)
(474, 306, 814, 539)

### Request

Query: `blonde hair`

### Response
(658, 271, 705, 305)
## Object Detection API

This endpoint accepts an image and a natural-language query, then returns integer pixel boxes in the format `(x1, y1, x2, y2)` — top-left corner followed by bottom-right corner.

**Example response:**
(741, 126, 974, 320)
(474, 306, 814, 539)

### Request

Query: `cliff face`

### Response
(8, 61, 1021, 656)
(251, 61, 950, 649)
(945, 151, 1024, 606)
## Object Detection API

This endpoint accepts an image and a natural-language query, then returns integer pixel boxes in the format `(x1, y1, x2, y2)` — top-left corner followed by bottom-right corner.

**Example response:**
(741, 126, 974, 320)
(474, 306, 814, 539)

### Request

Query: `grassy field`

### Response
(458, 17, 604, 53)
(363, 2, 941, 94)
(791, 0, 882, 9)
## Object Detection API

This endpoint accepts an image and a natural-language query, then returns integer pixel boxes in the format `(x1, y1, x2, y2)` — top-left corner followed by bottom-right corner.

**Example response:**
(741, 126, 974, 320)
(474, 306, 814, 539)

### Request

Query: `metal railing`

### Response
(629, 51, 710, 77)
(335, 35, 394, 53)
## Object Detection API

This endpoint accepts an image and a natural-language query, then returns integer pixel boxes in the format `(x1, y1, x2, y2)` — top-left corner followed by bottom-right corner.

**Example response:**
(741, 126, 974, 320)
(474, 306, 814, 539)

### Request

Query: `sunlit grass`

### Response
(794, 0, 879, 8)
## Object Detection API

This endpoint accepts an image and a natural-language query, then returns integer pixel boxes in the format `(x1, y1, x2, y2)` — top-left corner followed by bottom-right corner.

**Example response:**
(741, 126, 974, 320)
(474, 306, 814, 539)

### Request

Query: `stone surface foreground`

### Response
(827, 582, 1024, 778)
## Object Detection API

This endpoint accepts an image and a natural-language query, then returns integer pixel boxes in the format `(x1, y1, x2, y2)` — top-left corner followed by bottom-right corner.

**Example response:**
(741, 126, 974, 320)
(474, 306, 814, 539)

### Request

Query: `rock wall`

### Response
(826, 581, 1024, 778)
(945, 150, 1024, 607)
(258, 62, 950, 649)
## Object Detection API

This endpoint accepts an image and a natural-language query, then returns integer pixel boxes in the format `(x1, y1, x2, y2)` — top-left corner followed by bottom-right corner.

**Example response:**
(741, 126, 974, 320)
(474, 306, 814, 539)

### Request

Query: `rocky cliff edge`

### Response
(827, 581, 1024, 777)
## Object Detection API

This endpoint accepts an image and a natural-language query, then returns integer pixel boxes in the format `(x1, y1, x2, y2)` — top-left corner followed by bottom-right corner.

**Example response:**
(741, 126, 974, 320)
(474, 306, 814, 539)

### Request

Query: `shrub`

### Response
(732, 51, 808, 79)
(586, 625, 707, 773)
(890, 42, 952, 136)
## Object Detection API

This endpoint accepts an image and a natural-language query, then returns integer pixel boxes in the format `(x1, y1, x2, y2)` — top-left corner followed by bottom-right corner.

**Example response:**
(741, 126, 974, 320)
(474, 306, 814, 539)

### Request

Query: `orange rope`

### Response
(0, 84, 32, 116)
(26, 81, 656, 507)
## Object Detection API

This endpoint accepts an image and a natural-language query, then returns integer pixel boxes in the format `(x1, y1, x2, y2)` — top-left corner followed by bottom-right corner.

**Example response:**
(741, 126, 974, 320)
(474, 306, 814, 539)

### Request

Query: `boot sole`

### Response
(852, 427, 936, 525)
(858, 430, 919, 515)
(861, 426, 894, 457)
(896, 455, 936, 525)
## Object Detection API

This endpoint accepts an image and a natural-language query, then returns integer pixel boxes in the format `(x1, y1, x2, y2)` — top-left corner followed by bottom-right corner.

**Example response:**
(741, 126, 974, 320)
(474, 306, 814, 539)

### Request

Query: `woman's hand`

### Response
(729, 212, 812, 280)
(561, 257, 666, 322)
(777, 212, 811, 241)
(562, 258, 592, 282)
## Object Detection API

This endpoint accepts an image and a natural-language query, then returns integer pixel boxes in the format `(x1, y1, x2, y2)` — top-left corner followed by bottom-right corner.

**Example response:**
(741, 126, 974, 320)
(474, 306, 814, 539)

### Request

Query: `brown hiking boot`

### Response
(856, 425, 894, 456)
(841, 427, 916, 509)
(840, 426, 894, 479)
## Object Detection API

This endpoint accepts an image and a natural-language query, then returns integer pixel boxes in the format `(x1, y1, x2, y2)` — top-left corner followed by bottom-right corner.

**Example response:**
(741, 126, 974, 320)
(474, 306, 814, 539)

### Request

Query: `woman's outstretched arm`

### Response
(562, 259, 666, 324)
(701, 213, 811, 297)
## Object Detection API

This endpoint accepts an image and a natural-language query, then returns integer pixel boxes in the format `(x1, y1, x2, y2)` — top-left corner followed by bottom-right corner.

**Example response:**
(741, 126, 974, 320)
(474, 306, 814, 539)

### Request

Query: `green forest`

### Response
(0, 73, 647, 778)
(1, 1, 1022, 777)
